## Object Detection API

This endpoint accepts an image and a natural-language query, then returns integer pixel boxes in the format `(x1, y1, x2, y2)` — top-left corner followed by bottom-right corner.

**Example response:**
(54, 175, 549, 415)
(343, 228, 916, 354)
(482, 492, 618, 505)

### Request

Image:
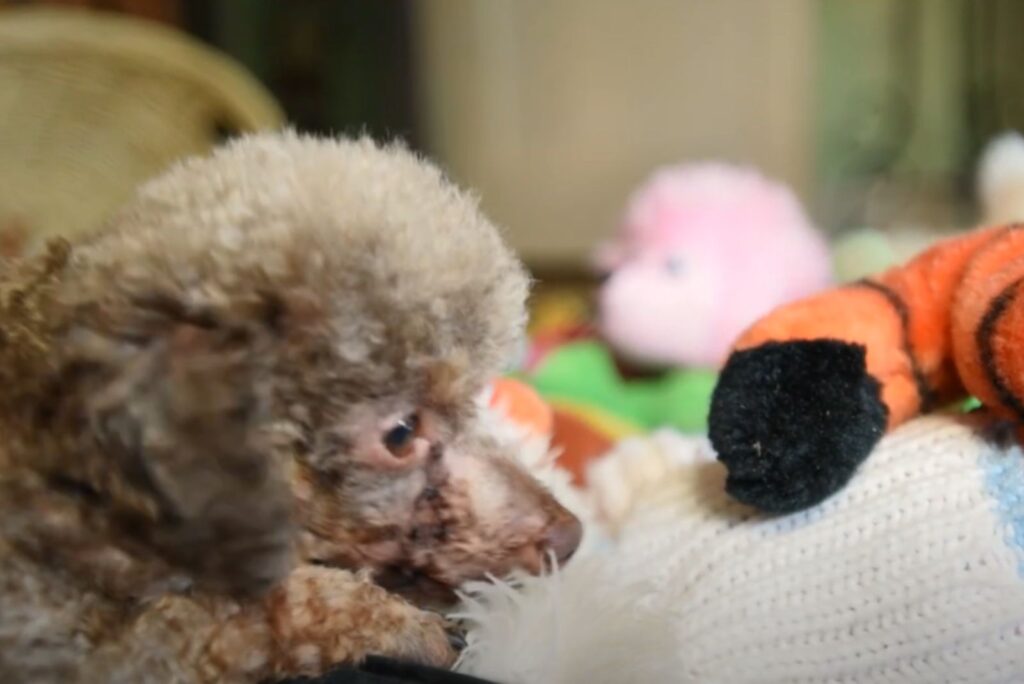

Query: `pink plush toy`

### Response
(596, 163, 832, 369)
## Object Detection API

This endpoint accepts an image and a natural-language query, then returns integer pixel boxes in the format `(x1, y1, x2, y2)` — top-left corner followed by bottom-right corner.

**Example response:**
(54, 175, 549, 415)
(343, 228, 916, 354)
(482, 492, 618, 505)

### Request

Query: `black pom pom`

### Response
(708, 339, 888, 513)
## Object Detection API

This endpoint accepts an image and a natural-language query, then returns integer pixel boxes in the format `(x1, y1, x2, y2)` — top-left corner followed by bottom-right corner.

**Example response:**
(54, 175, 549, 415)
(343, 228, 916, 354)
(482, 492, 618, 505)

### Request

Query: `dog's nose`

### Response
(543, 513, 583, 565)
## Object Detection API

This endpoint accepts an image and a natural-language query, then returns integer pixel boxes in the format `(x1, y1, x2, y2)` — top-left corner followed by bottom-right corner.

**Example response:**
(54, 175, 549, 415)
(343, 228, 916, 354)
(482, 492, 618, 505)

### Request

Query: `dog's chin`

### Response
(373, 566, 460, 609)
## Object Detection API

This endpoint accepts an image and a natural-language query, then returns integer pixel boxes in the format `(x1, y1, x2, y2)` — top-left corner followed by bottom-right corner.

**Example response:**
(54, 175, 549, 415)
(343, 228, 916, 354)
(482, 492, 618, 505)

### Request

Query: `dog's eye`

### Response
(384, 413, 420, 457)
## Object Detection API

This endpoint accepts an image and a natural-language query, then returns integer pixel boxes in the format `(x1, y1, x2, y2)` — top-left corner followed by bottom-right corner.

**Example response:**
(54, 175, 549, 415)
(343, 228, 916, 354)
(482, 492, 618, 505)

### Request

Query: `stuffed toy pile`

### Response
(447, 133, 1024, 683)
(526, 163, 832, 480)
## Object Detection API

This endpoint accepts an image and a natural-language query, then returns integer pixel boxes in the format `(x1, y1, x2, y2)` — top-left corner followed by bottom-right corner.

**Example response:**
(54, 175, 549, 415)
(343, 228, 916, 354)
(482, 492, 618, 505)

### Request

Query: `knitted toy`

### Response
(453, 415, 1024, 683)
(709, 133, 1024, 513)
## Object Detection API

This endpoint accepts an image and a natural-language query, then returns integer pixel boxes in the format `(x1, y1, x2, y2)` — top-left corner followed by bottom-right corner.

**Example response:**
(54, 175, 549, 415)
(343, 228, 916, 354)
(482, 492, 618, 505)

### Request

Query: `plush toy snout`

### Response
(597, 252, 722, 369)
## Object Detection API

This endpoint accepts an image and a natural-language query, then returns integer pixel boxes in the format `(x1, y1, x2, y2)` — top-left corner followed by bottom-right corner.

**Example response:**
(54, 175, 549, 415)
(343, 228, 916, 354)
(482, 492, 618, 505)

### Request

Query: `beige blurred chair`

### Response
(0, 6, 284, 253)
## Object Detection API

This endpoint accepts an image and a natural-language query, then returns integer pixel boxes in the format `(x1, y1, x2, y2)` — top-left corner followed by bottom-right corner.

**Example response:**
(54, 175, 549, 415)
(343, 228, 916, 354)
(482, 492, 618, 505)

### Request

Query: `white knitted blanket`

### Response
(455, 416, 1024, 683)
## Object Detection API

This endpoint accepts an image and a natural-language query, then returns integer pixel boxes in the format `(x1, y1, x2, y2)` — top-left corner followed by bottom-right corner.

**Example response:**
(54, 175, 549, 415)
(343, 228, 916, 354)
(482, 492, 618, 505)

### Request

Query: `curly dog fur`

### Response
(0, 131, 581, 683)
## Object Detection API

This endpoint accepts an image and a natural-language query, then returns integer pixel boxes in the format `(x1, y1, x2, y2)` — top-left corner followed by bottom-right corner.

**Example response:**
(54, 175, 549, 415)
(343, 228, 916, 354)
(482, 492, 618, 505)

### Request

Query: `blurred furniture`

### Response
(414, 0, 815, 269)
(0, 5, 283, 251)
(0, 0, 182, 26)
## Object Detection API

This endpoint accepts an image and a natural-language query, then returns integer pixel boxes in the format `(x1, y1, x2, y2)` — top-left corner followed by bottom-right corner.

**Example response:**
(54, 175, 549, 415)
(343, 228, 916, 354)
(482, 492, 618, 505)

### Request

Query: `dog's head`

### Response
(207, 132, 582, 601)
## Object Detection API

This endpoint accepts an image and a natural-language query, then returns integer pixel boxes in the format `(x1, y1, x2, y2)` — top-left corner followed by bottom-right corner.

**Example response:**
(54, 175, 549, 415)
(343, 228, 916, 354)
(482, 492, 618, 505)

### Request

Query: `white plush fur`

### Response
(452, 421, 688, 683)
(453, 559, 682, 684)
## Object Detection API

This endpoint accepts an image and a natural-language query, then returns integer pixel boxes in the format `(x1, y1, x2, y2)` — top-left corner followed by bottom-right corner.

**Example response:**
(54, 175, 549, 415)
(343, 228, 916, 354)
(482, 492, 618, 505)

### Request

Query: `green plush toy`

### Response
(527, 339, 717, 434)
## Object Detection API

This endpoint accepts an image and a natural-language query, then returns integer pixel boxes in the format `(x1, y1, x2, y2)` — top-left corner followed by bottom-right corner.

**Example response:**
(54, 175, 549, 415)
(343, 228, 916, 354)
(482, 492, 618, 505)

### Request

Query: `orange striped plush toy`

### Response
(709, 223, 1024, 513)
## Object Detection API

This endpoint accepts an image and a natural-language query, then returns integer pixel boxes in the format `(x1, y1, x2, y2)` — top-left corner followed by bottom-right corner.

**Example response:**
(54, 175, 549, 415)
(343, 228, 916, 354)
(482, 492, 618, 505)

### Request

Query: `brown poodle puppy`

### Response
(0, 132, 582, 683)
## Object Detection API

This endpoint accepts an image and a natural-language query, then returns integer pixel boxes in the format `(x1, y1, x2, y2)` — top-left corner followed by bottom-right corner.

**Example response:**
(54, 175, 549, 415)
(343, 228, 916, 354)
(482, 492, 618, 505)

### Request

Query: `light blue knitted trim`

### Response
(981, 446, 1024, 576)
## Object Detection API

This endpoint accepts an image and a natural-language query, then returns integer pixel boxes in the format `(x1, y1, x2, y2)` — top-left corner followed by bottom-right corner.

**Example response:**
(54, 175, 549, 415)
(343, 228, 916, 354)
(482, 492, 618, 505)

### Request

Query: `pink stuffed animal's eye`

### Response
(665, 257, 685, 275)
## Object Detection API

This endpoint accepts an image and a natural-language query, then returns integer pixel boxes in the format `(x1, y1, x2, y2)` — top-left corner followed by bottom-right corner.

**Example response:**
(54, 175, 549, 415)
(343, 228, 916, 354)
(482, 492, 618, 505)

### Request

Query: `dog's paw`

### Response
(708, 339, 888, 513)
(263, 566, 458, 675)
(393, 607, 460, 669)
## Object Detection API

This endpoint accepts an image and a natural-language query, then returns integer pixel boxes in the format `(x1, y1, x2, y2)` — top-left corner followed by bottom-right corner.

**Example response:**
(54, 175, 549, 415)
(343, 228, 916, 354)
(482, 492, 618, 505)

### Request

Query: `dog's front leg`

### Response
(91, 564, 456, 683)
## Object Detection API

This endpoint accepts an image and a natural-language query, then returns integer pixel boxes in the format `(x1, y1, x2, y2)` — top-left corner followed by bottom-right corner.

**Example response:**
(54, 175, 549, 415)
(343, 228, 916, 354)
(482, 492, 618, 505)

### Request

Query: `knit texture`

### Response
(457, 416, 1024, 683)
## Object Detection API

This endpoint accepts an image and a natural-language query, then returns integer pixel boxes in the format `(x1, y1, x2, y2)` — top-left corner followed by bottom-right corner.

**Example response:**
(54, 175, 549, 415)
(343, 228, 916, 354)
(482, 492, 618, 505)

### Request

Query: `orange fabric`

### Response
(489, 377, 554, 438)
(880, 228, 1003, 386)
(550, 408, 614, 486)
(952, 227, 1024, 419)
(734, 225, 1015, 431)
(735, 285, 918, 428)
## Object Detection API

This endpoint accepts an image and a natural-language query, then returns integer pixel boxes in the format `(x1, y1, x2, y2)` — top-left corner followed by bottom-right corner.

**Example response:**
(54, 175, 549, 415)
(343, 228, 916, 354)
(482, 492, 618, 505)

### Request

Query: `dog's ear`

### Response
(60, 295, 297, 596)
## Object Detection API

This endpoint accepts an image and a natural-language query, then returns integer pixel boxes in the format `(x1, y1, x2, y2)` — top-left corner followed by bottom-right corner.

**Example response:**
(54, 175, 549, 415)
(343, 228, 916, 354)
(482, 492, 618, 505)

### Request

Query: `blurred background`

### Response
(1, 0, 1023, 291)
(6, 0, 1024, 465)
